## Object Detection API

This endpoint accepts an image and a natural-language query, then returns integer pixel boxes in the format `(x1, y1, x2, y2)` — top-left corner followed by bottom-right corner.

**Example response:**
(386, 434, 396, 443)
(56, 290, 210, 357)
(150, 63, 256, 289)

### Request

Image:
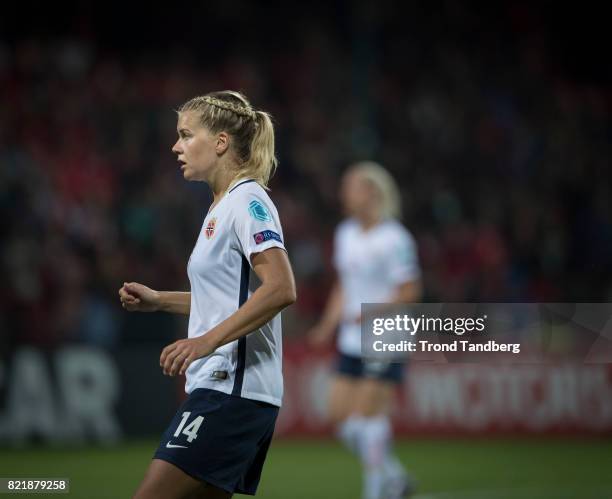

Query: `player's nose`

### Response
(172, 140, 182, 155)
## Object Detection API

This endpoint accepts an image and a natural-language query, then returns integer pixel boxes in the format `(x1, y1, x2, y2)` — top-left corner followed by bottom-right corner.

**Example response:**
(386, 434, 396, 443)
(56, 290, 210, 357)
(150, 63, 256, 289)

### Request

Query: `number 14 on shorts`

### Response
(174, 411, 205, 443)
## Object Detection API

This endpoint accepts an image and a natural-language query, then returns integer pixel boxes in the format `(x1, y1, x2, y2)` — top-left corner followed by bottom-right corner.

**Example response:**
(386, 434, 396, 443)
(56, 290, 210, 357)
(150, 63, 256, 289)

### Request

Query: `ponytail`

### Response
(241, 111, 277, 187)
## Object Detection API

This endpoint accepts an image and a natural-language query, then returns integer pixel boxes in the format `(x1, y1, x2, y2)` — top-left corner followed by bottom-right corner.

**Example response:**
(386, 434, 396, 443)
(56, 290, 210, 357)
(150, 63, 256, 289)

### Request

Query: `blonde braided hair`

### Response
(202, 95, 256, 119)
(178, 91, 277, 187)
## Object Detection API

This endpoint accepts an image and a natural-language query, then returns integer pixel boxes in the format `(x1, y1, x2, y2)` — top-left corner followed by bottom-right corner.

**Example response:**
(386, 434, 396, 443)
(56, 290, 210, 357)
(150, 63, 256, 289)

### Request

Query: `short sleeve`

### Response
(233, 193, 286, 263)
(387, 228, 421, 285)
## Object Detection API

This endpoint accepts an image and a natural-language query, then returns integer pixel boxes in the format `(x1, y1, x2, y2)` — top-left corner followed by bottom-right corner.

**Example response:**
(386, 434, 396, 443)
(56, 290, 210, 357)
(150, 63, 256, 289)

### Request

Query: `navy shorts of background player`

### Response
(336, 353, 404, 383)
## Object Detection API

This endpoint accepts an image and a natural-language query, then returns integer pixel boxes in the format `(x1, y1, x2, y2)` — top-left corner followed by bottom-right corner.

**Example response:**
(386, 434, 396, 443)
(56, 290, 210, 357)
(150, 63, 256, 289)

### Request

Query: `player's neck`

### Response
(357, 210, 382, 231)
(209, 167, 240, 204)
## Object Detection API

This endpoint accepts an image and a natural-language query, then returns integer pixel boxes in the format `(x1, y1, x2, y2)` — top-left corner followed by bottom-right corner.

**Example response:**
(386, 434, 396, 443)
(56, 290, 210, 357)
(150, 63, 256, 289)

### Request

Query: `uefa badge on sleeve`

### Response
(205, 217, 217, 239)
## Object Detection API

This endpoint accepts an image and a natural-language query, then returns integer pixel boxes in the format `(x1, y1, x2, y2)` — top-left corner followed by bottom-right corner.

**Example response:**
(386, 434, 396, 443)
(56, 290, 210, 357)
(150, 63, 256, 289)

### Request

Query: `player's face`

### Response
(172, 111, 218, 182)
(340, 170, 378, 217)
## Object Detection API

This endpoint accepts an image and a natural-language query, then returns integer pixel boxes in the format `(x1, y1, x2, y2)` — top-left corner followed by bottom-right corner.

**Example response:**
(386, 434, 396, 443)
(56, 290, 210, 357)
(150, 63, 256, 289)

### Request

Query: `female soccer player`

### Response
(118, 91, 296, 499)
(309, 162, 421, 499)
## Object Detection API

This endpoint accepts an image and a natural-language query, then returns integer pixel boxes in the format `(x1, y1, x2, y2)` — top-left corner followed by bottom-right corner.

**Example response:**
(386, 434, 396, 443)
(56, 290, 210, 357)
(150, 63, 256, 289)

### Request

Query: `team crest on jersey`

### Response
(204, 218, 217, 239)
(248, 200, 271, 222)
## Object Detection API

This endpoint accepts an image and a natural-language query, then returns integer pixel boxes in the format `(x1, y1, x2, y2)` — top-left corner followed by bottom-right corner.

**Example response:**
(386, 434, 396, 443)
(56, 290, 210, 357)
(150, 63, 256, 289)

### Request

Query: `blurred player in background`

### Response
(309, 162, 421, 499)
(118, 91, 296, 499)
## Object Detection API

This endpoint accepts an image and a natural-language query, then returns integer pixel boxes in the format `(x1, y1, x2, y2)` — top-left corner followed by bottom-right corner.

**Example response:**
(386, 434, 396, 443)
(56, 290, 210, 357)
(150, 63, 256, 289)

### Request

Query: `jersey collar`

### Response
(228, 178, 256, 193)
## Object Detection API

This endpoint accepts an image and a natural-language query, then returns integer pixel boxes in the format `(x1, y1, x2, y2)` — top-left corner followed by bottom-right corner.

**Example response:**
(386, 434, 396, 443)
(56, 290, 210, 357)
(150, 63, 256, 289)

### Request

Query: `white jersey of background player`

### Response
(334, 217, 420, 357)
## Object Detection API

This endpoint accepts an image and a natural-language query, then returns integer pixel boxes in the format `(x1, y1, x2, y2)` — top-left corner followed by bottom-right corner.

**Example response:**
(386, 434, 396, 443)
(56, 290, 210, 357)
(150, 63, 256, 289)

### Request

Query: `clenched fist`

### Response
(118, 282, 161, 312)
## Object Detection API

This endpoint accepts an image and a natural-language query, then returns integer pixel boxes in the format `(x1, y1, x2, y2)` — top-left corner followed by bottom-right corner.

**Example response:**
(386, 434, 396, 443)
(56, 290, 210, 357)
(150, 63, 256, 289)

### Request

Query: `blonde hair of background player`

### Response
(178, 90, 277, 188)
(349, 161, 401, 219)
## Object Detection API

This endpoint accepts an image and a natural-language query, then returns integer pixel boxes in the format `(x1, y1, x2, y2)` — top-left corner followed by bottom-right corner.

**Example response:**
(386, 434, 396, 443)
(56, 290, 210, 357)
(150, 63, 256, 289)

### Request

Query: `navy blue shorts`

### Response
(336, 353, 404, 383)
(153, 388, 279, 495)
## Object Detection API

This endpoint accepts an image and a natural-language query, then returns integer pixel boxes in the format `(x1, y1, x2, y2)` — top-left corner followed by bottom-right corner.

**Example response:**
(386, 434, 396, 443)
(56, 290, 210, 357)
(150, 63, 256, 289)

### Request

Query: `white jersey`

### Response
(333, 218, 420, 357)
(185, 179, 285, 407)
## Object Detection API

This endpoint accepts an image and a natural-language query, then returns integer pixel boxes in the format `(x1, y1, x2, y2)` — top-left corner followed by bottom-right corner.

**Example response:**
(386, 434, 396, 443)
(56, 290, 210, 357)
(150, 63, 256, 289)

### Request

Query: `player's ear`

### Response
(216, 132, 230, 155)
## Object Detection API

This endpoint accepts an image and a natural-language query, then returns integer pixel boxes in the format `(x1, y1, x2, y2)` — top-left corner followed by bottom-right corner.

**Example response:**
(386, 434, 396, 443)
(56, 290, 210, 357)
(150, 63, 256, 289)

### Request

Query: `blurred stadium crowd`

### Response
(1, 2, 611, 351)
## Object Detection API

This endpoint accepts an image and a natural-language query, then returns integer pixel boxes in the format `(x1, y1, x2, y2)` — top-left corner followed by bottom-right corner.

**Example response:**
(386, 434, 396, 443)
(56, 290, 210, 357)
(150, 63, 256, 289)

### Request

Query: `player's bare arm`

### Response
(390, 279, 422, 304)
(307, 279, 343, 347)
(118, 282, 190, 315)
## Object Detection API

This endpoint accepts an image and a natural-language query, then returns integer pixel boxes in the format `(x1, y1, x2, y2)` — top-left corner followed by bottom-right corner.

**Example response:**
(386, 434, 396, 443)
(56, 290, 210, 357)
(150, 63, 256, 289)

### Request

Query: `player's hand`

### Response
(160, 336, 216, 376)
(118, 282, 161, 312)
